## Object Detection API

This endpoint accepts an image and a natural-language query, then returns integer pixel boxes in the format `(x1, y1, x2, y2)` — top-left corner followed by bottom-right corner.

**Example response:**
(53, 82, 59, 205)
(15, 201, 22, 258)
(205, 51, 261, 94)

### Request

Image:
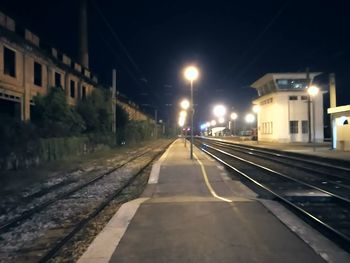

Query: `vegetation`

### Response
(0, 86, 158, 169)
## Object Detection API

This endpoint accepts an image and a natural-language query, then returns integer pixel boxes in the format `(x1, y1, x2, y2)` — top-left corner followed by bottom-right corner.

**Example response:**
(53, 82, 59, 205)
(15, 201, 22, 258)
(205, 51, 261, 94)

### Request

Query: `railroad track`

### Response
(200, 138, 350, 199)
(196, 138, 350, 252)
(0, 140, 172, 263)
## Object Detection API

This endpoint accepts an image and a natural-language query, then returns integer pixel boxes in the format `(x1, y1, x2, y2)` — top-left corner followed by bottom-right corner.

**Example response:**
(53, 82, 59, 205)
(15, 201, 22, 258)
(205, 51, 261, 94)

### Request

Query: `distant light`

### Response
(245, 113, 255, 123)
(211, 120, 217, 126)
(307, 85, 319, 97)
(230, 112, 238, 120)
(206, 122, 210, 127)
(218, 117, 225, 124)
(200, 124, 206, 130)
(180, 99, 190, 110)
(252, 105, 260, 113)
(179, 110, 187, 118)
(184, 66, 199, 81)
(213, 105, 227, 117)
(178, 118, 185, 127)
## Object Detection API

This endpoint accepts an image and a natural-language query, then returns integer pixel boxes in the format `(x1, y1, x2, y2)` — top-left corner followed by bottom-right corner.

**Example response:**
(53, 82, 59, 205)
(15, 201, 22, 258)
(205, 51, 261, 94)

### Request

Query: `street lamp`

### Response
(230, 112, 238, 135)
(307, 85, 319, 151)
(245, 113, 255, 126)
(218, 117, 225, 124)
(180, 99, 190, 110)
(213, 105, 227, 118)
(184, 65, 199, 159)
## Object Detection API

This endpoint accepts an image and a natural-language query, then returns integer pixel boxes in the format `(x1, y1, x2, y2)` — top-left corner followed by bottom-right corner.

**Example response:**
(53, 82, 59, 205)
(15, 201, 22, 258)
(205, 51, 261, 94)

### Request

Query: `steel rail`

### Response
(199, 143, 350, 248)
(37, 141, 170, 263)
(204, 140, 350, 189)
(203, 143, 350, 203)
(0, 144, 163, 234)
(200, 137, 350, 173)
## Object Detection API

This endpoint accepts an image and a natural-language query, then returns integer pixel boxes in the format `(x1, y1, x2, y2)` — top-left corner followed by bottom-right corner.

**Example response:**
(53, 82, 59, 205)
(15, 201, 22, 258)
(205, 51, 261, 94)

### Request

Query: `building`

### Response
(0, 10, 150, 124)
(251, 73, 324, 143)
(327, 105, 350, 151)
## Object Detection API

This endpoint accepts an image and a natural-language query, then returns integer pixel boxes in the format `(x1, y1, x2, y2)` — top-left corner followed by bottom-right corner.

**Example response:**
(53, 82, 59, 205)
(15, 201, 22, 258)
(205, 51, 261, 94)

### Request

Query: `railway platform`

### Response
(78, 139, 349, 263)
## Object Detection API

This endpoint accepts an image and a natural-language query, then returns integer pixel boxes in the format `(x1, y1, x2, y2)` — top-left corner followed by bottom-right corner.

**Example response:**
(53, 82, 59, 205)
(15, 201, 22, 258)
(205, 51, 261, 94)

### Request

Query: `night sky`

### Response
(1, 0, 349, 127)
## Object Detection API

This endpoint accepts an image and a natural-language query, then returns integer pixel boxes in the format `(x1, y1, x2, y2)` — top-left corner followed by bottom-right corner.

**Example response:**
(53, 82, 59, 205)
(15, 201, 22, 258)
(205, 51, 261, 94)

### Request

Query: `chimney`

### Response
(79, 0, 89, 68)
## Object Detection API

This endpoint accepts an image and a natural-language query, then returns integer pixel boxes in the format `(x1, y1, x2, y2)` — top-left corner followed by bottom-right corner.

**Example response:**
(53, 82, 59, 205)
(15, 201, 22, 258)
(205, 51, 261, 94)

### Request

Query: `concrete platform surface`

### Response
(78, 139, 331, 263)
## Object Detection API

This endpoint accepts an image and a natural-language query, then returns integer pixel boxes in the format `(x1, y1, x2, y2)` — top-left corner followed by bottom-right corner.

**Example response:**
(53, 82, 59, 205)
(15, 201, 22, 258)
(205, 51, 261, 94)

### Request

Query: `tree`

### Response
(31, 87, 85, 137)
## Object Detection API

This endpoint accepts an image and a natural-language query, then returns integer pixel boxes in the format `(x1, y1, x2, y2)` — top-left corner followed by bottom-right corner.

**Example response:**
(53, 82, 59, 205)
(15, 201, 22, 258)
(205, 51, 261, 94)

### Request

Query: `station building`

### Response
(251, 73, 324, 143)
(0, 10, 151, 123)
(327, 105, 350, 151)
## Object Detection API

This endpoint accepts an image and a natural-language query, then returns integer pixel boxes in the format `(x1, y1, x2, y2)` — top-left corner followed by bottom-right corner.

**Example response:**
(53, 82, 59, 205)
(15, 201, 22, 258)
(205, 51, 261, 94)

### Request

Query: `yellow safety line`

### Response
(193, 152, 232, 203)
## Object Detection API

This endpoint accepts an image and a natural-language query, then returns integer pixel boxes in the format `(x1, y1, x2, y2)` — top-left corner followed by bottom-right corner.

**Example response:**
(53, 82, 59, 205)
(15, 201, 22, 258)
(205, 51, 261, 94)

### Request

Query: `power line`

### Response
(89, 0, 145, 79)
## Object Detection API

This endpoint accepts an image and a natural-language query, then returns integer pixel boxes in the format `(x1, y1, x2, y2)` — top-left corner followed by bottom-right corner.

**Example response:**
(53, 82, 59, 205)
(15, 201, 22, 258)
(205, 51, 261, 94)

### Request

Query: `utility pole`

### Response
(154, 109, 158, 139)
(111, 69, 117, 134)
(306, 68, 312, 143)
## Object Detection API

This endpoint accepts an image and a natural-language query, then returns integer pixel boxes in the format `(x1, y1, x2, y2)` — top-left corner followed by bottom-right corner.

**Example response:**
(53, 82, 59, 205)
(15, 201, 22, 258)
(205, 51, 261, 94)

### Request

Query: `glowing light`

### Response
(180, 110, 187, 118)
(211, 120, 217, 126)
(184, 66, 199, 81)
(213, 105, 226, 117)
(180, 99, 190, 110)
(178, 117, 185, 127)
(307, 85, 319, 97)
(252, 105, 260, 113)
(218, 117, 225, 124)
(206, 122, 210, 127)
(230, 112, 238, 120)
(245, 113, 255, 123)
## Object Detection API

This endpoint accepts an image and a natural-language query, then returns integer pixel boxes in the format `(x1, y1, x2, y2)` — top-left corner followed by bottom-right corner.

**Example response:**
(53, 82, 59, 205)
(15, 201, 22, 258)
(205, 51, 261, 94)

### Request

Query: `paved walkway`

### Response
(78, 139, 345, 263)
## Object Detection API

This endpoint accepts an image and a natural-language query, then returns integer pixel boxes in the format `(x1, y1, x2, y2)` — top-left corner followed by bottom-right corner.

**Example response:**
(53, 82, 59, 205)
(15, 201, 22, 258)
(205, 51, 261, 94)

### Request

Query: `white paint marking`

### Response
(148, 140, 176, 184)
(78, 198, 149, 263)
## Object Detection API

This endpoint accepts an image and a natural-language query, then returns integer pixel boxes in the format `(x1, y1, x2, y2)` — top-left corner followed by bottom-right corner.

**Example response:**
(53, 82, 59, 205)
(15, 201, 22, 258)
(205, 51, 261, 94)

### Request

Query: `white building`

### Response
(327, 105, 350, 151)
(251, 73, 324, 143)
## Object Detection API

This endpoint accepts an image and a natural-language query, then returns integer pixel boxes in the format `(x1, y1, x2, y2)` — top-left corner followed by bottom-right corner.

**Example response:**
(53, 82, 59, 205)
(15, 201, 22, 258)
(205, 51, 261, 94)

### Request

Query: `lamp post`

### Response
(184, 66, 199, 159)
(307, 85, 319, 151)
(230, 112, 238, 135)
(252, 105, 260, 141)
(180, 99, 190, 146)
(245, 113, 255, 138)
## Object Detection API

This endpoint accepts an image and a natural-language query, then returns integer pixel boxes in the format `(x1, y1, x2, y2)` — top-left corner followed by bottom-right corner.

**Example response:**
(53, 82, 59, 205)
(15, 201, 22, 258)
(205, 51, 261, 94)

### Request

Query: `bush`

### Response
(32, 87, 85, 137)
(77, 89, 112, 133)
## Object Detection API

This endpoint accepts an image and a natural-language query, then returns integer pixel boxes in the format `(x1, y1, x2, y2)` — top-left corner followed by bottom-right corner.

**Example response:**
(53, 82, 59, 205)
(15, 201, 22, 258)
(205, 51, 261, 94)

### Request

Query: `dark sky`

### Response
(1, 0, 349, 127)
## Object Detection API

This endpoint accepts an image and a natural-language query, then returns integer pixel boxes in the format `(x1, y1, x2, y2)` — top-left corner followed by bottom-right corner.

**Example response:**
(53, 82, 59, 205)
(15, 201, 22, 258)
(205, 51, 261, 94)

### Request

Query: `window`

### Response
(289, 96, 298, 100)
(34, 62, 42, 86)
(55, 72, 62, 88)
(3, 47, 16, 77)
(270, 122, 273, 134)
(289, 121, 298, 134)
(70, 80, 75, 98)
(301, 95, 308, 100)
(302, 120, 309, 134)
(82, 86, 87, 100)
(276, 79, 308, 90)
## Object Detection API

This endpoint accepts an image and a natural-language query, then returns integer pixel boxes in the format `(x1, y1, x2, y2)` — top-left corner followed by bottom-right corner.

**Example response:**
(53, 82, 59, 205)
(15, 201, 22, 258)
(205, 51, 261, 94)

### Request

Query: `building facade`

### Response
(251, 73, 324, 143)
(0, 10, 151, 125)
(328, 105, 350, 151)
